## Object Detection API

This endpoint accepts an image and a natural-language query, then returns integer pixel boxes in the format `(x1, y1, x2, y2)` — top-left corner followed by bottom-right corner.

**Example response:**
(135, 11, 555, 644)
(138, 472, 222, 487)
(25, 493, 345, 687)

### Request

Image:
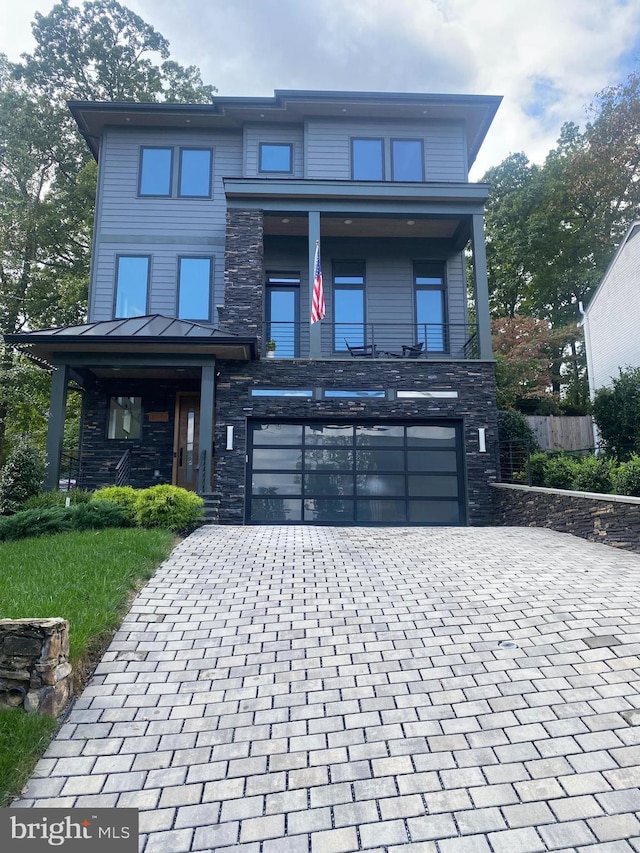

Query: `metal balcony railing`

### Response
(263, 321, 479, 359)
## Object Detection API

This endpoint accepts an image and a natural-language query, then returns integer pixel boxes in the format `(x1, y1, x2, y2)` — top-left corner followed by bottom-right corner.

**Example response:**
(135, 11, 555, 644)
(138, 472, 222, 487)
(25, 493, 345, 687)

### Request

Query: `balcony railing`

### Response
(263, 322, 479, 359)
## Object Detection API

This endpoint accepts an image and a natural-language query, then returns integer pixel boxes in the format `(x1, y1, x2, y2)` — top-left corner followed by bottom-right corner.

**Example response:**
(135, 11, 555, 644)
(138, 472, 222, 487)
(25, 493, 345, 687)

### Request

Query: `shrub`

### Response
(612, 455, 640, 497)
(0, 437, 45, 515)
(592, 367, 640, 461)
(572, 455, 614, 494)
(22, 490, 93, 510)
(0, 501, 126, 543)
(529, 452, 549, 487)
(542, 454, 580, 489)
(70, 501, 125, 531)
(497, 410, 539, 450)
(133, 485, 204, 531)
(91, 486, 138, 524)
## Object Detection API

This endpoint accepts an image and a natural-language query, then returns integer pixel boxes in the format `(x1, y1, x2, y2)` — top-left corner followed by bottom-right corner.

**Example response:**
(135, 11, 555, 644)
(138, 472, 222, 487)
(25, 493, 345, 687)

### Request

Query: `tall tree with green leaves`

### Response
(0, 0, 216, 460)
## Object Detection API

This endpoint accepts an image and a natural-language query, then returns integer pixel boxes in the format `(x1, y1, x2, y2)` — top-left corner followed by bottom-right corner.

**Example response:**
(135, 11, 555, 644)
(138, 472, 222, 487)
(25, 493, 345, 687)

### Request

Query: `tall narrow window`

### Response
(259, 143, 293, 173)
(266, 274, 300, 357)
(392, 139, 424, 181)
(178, 257, 212, 321)
(414, 262, 446, 353)
(115, 256, 149, 318)
(334, 261, 365, 351)
(139, 147, 172, 196)
(351, 139, 384, 180)
(179, 149, 212, 198)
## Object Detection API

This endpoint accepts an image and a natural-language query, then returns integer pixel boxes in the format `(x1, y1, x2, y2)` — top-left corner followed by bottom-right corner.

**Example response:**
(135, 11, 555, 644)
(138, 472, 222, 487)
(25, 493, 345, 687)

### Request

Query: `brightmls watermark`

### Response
(0, 809, 138, 851)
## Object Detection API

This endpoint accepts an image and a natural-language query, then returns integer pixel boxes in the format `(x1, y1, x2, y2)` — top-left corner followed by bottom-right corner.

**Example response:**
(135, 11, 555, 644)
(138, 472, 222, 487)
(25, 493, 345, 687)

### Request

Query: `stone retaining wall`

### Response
(492, 483, 640, 552)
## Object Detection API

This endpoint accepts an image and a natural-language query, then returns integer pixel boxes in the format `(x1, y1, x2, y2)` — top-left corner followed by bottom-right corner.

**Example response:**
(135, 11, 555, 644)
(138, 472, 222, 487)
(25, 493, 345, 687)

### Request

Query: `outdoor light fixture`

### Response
(478, 427, 487, 453)
(226, 426, 234, 450)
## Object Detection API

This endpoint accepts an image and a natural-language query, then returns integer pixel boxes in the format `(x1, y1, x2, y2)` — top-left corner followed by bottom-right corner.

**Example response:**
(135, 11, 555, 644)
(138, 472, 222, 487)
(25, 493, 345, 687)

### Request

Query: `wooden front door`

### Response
(173, 394, 200, 491)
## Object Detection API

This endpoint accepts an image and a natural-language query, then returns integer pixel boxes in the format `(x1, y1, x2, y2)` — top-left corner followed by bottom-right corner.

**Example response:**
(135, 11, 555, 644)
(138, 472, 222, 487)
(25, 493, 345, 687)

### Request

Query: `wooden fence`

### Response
(525, 415, 595, 452)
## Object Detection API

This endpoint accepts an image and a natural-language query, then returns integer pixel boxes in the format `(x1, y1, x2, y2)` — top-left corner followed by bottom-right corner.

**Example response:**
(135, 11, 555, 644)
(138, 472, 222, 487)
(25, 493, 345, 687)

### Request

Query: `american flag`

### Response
(311, 241, 325, 324)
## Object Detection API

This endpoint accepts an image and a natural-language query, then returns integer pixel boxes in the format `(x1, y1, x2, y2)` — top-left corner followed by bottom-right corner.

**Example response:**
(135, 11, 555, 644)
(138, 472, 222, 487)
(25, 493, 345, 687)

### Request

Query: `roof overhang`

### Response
(69, 89, 502, 166)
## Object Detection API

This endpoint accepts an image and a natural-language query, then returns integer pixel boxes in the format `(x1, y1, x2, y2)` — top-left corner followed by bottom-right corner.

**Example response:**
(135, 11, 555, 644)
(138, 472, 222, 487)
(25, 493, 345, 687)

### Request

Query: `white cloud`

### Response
(1, 0, 639, 177)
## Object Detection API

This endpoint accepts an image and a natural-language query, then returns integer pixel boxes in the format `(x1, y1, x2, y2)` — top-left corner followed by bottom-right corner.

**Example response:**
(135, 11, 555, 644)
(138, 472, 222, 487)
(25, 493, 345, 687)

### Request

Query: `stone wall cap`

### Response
(492, 482, 640, 506)
(0, 618, 69, 630)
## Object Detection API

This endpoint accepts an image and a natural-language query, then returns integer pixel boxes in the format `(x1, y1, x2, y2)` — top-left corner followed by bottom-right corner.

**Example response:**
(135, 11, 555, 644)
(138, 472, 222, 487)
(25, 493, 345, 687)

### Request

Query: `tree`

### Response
(592, 367, 640, 461)
(0, 1, 216, 459)
(491, 315, 552, 409)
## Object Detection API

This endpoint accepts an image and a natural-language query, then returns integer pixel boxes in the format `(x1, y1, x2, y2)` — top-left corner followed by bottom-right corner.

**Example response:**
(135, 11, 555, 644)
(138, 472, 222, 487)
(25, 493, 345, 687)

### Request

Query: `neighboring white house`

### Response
(583, 221, 640, 397)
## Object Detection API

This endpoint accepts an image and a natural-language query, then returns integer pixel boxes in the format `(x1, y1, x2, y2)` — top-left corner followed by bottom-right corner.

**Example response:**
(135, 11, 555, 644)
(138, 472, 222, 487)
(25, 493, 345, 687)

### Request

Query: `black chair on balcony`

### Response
(381, 342, 425, 359)
(345, 339, 378, 358)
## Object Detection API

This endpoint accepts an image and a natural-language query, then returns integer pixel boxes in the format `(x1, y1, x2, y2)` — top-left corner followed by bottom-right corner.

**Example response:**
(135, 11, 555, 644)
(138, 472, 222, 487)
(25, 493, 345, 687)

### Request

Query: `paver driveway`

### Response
(14, 526, 640, 853)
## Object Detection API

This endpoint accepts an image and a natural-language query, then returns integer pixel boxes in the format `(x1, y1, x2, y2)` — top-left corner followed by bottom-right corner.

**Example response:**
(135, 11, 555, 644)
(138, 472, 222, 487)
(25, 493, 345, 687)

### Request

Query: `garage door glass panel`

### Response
(356, 449, 404, 471)
(407, 426, 456, 447)
(304, 473, 354, 496)
(251, 498, 302, 521)
(409, 501, 461, 524)
(357, 474, 405, 496)
(305, 449, 353, 470)
(408, 475, 458, 497)
(305, 424, 353, 445)
(408, 450, 458, 472)
(253, 423, 303, 444)
(305, 499, 354, 522)
(252, 448, 302, 470)
(356, 425, 404, 446)
(357, 500, 406, 522)
(252, 473, 301, 495)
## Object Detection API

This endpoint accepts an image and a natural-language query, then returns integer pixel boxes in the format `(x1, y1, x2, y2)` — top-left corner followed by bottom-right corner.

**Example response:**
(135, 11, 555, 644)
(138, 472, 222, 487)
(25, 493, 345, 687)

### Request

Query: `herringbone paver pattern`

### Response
(13, 526, 640, 852)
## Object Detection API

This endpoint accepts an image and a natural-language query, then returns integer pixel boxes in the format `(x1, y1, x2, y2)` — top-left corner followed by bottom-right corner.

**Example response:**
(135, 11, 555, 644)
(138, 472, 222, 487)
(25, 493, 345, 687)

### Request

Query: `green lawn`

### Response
(0, 527, 174, 806)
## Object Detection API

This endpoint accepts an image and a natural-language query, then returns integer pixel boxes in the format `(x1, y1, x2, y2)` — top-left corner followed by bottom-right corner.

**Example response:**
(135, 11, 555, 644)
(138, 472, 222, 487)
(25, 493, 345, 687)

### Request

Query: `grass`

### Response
(0, 527, 174, 806)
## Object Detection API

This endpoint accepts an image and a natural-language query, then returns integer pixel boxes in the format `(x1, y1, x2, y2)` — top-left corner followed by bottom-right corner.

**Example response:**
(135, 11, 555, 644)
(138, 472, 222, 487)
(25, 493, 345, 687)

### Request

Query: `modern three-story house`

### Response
(7, 89, 501, 526)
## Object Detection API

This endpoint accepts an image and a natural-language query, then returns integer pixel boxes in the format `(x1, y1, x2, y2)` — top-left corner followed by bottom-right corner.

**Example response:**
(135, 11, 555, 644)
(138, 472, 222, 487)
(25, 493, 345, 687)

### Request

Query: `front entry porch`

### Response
(4, 315, 257, 495)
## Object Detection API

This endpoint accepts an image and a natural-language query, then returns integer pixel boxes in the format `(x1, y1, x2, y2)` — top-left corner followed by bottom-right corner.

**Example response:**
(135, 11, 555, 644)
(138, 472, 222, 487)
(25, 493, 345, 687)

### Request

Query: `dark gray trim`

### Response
(178, 147, 213, 199)
(199, 361, 216, 493)
(177, 255, 214, 322)
(391, 138, 425, 182)
(137, 145, 173, 198)
(259, 142, 294, 174)
(114, 254, 151, 319)
(45, 365, 69, 491)
(351, 137, 385, 181)
(471, 213, 493, 360)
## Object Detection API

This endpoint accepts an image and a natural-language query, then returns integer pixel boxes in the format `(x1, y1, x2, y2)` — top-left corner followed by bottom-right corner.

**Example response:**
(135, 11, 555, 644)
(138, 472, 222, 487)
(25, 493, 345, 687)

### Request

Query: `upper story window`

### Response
(139, 147, 172, 196)
(178, 257, 212, 321)
(333, 261, 365, 351)
(392, 139, 424, 181)
(115, 256, 149, 318)
(179, 149, 213, 197)
(260, 143, 293, 173)
(138, 146, 213, 198)
(414, 261, 446, 353)
(351, 139, 384, 180)
(265, 273, 300, 357)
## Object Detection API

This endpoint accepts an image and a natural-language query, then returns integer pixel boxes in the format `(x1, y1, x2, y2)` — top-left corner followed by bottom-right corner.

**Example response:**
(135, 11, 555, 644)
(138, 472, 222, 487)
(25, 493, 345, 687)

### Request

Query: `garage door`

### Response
(247, 420, 465, 525)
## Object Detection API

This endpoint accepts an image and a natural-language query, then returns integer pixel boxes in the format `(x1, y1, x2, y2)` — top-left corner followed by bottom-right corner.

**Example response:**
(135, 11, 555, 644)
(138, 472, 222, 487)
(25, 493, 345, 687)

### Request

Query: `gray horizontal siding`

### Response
(305, 119, 467, 182)
(98, 127, 242, 239)
(91, 243, 222, 323)
(244, 124, 304, 177)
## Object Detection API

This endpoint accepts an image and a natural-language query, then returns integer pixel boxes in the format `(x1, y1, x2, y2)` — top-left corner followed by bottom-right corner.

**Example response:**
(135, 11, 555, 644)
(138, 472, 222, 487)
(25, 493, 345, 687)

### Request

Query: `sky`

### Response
(2, 0, 640, 178)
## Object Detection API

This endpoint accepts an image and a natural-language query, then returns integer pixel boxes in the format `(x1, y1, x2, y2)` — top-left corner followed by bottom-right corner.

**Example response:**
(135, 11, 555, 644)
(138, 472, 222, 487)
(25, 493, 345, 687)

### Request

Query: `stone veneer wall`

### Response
(220, 208, 264, 343)
(493, 483, 640, 552)
(79, 380, 183, 491)
(214, 359, 498, 526)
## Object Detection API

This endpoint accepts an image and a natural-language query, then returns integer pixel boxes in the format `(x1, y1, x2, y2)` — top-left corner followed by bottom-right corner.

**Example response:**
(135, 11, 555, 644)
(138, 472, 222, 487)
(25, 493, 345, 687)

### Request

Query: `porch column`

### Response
(198, 360, 215, 493)
(44, 364, 69, 491)
(308, 210, 321, 358)
(471, 213, 493, 360)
